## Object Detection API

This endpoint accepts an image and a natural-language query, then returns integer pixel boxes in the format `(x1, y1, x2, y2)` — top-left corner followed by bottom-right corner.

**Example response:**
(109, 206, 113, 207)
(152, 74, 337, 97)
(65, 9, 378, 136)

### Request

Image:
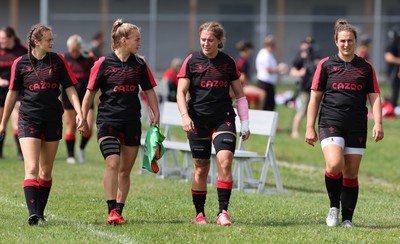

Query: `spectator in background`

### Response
(356, 34, 371, 60)
(255, 35, 287, 111)
(162, 57, 182, 102)
(0, 26, 28, 160)
(90, 31, 105, 59)
(235, 40, 266, 109)
(62, 34, 96, 164)
(289, 37, 319, 139)
(384, 26, 400, 107)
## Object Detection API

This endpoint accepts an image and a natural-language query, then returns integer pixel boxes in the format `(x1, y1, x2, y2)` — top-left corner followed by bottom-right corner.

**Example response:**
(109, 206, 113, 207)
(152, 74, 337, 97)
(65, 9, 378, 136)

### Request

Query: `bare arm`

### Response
(0, 90, 19, 136)
(368, 93, 384, 142)
(384, 52, 400, 65)
(176, 77, 194, 133)
(143, 89, 160, 126)
(305, 90, 323, 146)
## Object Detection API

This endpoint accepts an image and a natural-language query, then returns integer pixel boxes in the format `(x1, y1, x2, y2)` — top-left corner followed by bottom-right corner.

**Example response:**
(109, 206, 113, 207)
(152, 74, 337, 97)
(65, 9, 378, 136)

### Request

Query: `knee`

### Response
(193, 159, 210, 178)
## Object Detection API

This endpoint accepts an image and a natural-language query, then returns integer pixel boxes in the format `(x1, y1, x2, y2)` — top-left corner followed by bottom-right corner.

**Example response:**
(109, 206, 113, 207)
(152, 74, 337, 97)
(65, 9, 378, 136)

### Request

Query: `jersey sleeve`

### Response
(228, 55, 241, 81)
(9, 56, 23, 90)
(365, 59, 380, 93)
(56, 54, 78, 88)
(311, 57, 329, 91)
(87, 57, 106, 91)
(140, 61, 157, 91)
(177, 54, 193, 79)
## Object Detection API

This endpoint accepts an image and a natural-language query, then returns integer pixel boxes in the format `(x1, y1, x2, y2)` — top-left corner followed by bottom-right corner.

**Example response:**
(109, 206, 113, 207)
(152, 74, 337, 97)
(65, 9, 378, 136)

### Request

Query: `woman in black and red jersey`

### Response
(0, 26, 27, 160)
(176, 21, 250, 226)
(62, 34, 96, 164)
(82, 19, 160, 225)
(305, 19, 384, 228)
(0, 24, 86, 225)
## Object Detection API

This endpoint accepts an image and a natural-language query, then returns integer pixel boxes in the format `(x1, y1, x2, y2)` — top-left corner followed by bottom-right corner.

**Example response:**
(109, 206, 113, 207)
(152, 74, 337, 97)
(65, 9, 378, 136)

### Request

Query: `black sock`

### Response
(192, 190, 207, 216)
(325, 171, 342, 208)
(37, 178, 52, 218)
(116, 203, 125, 215)
(80, 135, 91, 150)
(65, 134, 75, 157)
(107, 200, 117, 214)
(0, 133, 4, 157)
(14, 133, 22, 157)
(217, 180, 233, 214)
(341, 178, 359, 222)
(23, 180, 39, 216)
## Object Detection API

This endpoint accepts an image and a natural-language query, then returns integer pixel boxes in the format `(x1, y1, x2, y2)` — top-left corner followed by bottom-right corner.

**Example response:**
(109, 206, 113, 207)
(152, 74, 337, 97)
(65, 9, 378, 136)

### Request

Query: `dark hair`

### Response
(236, 40, 253, 52)
(0, 26, 22, 45)
(334, 19, 358, 42)
(199, 21, 225, 49)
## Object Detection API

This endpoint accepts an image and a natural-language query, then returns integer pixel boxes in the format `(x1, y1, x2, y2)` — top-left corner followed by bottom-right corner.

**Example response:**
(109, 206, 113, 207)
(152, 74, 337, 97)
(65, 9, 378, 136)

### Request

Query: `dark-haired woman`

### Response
(0, 24, 86, 225)
(0, 26, 28, 159)
(305, 19, 383, 228)
(82, 19, 159, 225)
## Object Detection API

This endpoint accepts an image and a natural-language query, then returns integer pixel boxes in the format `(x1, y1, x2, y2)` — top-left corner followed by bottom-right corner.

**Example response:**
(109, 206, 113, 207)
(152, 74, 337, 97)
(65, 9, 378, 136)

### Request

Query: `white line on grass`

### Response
(279, 161, 400, 190)
(0, 196, 137, 244)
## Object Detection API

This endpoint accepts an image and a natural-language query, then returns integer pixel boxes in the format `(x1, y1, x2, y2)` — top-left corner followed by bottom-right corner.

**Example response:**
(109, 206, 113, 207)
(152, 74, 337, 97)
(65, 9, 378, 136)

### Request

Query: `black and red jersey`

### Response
(177, 51, 240, 118)
(87, 52, 156, 122)
(0, 43, 28, 99)
(10, 52, 78, 121)
(62, 52, 96, 101)
(312, 54, 380, 124)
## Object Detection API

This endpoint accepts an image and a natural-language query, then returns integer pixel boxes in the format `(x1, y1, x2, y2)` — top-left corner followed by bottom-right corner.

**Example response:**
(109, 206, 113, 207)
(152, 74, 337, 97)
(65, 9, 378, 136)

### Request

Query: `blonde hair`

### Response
(66, 34, 83, 49)
(199, 21, 225, 49)
(334, 18, 358, 42)
(111, 19, 140, 51)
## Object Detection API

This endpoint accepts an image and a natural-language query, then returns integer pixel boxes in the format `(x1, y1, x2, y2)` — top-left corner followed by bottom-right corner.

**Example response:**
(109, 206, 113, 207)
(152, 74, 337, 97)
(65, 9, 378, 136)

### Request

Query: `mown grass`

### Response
(0, 83, 399, 243)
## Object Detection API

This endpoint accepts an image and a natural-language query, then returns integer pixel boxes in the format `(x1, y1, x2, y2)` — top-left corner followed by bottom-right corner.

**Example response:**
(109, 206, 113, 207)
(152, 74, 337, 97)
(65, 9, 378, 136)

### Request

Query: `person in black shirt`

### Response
(305, 19, 383, 228)
(177, 21, 250, 226)
(0, 24, 86, 225)
(62, 34, 96, 164)
(0, 26, 27, 159)
(82, 19, 160, 225)
(384, 27, 400, 107)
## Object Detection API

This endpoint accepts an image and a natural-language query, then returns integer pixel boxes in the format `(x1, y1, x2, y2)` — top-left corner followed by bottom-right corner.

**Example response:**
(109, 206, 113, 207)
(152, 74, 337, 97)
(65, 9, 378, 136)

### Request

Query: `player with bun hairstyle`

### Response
(0, 24, 86, 225)
(305, 19, 384, 228)
(177, 21, 250, 226)
(82, 19, 160, 225)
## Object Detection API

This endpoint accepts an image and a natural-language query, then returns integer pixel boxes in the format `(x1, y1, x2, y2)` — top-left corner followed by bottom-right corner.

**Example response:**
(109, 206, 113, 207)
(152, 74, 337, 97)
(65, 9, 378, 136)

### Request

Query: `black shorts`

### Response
(187, 115, 236, 158)
(18, 114, 63, 141)
(96, 120, 141, 146)
(62, 90, 93, 110)
(319, 124, 367, 149)
(0, 87, 8, 107)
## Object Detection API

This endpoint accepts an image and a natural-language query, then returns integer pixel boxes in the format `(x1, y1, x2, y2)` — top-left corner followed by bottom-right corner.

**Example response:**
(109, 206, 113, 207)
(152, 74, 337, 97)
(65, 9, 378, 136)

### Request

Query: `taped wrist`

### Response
(236, 96, 249, 121)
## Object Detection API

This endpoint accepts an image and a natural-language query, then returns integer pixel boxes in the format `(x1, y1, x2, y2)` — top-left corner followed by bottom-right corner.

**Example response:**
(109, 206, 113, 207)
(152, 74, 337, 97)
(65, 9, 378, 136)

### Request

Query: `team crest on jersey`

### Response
(328, 127, 335, 134)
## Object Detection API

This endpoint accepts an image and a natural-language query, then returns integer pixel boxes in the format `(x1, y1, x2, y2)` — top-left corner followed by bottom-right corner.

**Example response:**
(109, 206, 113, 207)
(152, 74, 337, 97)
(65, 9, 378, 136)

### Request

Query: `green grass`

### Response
(1, 84, 399, 243)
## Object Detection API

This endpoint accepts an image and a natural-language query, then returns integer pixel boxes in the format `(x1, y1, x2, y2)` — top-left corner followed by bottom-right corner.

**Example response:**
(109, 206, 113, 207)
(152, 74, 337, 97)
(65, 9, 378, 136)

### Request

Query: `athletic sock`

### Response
(107, 200, 117, 214)
(325, 171, 342, 208)
(13, 129, 22, 158)
(65, 133, 75, 157)
(116, 203, 125, 215)
(23, 179, 39, 216)
(217, 179, 233, 214)
(341, 178, 359, 221)
(37, 178, 52, 218)
(0, 132, 5, 158)
(80, 133, 91, 150)
(192, 189, 207, 216)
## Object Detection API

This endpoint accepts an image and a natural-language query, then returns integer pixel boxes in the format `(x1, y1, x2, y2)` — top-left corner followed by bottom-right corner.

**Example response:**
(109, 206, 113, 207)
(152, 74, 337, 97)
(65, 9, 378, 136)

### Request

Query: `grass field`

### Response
(1, 85, 400, 243)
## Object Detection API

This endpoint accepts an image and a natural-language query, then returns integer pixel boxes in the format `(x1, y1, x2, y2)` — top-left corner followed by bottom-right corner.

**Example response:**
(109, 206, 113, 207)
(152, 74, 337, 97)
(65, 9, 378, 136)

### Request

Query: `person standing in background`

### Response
(384, 27, 400, 107)
(62, 34, 96, 164)
(82, 19, 160, 225)
(255, 35, 287, 111)
(0, 24, 86, 225)
(0, 26, 28, 160)
(162, 57, 182, 102)
(90, 31, 105, 59)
